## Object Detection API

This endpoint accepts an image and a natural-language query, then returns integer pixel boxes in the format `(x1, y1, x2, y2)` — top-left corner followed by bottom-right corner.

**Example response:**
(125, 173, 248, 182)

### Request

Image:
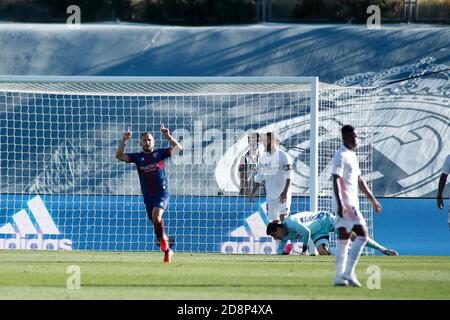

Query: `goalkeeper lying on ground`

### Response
(266, 211, 398, 256)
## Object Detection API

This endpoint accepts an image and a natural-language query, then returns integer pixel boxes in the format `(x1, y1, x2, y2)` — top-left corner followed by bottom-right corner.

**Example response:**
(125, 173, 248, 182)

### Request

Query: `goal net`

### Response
(0, 77, 377, 254)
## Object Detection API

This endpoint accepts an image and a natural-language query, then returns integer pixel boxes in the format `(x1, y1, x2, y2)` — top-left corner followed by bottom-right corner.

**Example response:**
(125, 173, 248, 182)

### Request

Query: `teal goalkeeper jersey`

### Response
(277, 214, 311, 254)
(277, 211, 335, 254)
(295, 211, 335, 236)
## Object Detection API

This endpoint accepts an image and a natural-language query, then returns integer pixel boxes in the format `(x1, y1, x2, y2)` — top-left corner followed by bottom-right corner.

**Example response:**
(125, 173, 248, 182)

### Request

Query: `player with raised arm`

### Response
(267, 211, 398, 256)
(332, 125, 382, 287)
(115, 123, 183, 263)
(249, 132, 292, 223)
(437, 153, 450, 228)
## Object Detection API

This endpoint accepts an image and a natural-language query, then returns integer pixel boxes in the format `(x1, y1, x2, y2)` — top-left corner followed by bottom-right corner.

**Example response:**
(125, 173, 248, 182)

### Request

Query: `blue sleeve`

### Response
(126, 153, 139, 164)
(156, 148, 172, 161)
(164, 147, 172, 159)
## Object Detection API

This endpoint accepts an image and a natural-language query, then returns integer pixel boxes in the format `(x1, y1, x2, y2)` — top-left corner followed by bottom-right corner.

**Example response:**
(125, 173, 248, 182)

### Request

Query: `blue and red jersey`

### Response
(127, 148, 172, 203)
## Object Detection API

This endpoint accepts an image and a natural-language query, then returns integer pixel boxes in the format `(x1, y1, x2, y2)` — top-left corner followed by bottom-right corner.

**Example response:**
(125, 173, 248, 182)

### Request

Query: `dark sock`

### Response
(154, 219, 165, 241)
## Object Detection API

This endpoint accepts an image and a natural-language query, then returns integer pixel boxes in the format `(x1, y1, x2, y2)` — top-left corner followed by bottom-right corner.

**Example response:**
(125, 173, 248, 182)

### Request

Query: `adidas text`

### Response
(0, 234, 73, 250)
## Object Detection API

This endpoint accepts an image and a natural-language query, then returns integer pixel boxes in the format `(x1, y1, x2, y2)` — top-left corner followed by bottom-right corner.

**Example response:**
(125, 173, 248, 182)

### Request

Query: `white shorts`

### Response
(266, 195, 291, 221)
(333, 205, 366, 233)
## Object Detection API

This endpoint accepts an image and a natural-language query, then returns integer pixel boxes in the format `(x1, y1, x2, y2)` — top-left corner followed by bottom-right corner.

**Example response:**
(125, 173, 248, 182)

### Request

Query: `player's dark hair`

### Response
(266, 221, 280, 236)
(140, 132, 154, 139)
(341, 125, 355, 137)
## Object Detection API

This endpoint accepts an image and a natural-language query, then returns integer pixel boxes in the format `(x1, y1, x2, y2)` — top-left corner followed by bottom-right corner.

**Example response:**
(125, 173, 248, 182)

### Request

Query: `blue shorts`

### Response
(145, 194, 170, 219)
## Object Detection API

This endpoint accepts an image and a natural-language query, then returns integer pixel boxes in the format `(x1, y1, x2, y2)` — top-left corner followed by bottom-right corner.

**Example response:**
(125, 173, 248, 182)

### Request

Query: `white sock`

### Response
(275, 239, 281, 252)
(335, 239, 350, 277)
(344, 236, 368, 278)
(366, 238, 386, 253)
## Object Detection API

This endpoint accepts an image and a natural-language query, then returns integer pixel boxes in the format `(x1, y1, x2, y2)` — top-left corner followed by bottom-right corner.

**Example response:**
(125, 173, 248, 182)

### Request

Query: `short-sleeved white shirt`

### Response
(254, 148, 293, 200)
(442, 154, 450, 176)
(331, 145, 361, 212)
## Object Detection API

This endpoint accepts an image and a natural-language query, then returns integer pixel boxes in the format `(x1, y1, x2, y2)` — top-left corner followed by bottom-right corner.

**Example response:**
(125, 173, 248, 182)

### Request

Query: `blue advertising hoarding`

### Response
(0, 194, 310, 253)
(1, 195, 449, 255)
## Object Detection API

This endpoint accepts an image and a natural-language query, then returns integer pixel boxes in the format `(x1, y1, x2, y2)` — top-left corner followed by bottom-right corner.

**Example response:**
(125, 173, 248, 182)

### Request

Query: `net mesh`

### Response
(0, 78, 377, 254)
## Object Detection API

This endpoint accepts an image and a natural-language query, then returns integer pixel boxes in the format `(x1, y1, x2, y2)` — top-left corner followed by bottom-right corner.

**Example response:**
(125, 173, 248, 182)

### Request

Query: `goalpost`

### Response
(0, 76, 377, 254)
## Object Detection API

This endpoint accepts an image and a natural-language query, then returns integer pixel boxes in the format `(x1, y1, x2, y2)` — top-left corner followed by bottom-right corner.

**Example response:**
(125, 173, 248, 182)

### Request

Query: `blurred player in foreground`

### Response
(266, 211, 398, 256)
(332, 125, 382, 287)
(116, 123, 183, 263)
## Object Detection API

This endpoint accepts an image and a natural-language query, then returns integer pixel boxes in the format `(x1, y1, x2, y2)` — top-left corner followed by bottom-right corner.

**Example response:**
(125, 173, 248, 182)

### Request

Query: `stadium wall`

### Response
(0, 24, 448, 82)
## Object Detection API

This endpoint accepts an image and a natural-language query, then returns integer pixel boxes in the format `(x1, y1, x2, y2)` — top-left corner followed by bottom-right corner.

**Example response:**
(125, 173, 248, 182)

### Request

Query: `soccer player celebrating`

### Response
(332, 125, 382, 287)
(239, 132, 265, 197)
(437, 153, 450, 228)
(115, 123, 183, 263)
(249, 132, 293, 223)
(267, 211, 398, 256)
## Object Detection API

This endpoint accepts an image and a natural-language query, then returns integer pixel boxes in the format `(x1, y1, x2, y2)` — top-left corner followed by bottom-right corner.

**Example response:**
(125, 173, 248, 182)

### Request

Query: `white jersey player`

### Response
(249, 132, 293, 222)
(332, 125, 382, 287)
(437, 153, 450, 228)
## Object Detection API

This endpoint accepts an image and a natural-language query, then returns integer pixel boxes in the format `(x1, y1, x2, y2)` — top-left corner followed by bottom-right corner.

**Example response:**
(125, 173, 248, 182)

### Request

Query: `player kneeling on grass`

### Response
(116, 123, 183, 263)
(267, 211, 398, 256)
(266, 213, 311, 256)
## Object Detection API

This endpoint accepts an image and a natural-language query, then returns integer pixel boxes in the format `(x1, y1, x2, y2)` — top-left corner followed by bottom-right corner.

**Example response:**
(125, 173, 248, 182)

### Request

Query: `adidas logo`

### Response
(0, 196, 72, 250)
(221, 203, 308, 255)
(221, 202, 277, 255)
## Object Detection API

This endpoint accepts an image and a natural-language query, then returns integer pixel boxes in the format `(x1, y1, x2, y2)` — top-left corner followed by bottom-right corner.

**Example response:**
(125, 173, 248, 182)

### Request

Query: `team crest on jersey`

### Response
(215, 57, 449, 198)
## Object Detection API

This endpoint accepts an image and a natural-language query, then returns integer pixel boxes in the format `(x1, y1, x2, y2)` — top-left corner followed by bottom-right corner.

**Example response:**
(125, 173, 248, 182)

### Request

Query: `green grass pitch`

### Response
(0, 251, 449, 300)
